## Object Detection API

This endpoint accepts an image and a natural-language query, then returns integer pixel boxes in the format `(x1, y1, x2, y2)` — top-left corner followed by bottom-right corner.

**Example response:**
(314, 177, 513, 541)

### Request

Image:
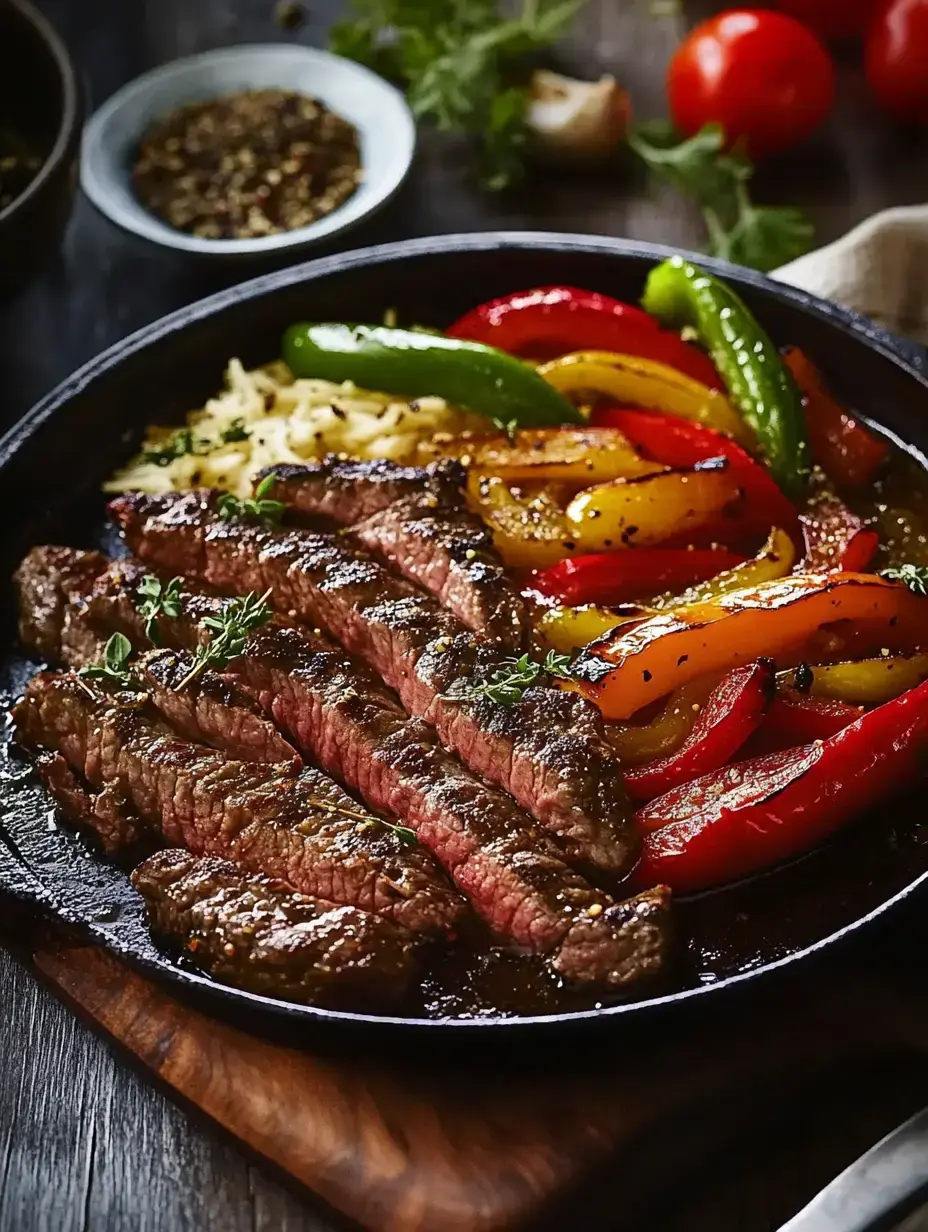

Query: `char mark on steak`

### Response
(133, 849, 419, 1011)
(19, 548, 673, 989)
(260, 458, 527, 648)
(260, 456, 465, 525)
(14, 672, 465, 936)
(109, 491, 637, 880)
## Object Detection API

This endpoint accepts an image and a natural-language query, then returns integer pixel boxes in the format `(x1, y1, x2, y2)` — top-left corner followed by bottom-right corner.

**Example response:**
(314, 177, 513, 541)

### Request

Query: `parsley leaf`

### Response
(628, 121, 814, 273)
(140, 429, 207, 467)
(330, 0, 585, 190)
(136, 575, 184, 645)
(880, 564, 928, 597)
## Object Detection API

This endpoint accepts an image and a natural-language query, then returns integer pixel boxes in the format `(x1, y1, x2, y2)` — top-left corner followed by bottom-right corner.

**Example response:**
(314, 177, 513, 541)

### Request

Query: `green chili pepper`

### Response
(281, 324, 583, 427)
(641, 256, 811, 498)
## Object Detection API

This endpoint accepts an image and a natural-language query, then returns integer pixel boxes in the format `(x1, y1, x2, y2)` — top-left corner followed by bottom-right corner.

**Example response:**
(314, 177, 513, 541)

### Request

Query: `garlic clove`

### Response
(528, 69, 631, 163)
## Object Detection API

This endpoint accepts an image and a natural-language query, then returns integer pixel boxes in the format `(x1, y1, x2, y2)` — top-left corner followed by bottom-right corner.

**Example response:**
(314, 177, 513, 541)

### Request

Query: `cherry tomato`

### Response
(668, 10, 836, 159)
(865, 0, 928, 123)
(774, 0, 878, 40)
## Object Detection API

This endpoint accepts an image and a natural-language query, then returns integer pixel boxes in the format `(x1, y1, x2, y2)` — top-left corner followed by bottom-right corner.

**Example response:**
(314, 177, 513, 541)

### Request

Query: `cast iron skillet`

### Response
(3, 232, 928, 1048)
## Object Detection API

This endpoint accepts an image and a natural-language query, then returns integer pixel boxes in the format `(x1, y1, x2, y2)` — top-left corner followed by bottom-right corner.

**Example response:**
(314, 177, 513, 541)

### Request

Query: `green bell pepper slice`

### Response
(282, 323, 583, 427)
(641, 257, 811, 498)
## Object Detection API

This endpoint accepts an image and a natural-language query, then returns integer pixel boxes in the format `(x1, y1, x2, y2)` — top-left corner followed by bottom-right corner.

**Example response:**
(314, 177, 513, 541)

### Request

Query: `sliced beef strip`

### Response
(35, 751, 151, 855)
(14, 673, 465, 936)
(19, 548, 672, 989)
(261, 458, 527, 648)
(109, 492, 637, 880)
(15, 546, 109, 660)
(260, 456, 464, 525)
(132, 849, 419, 1011)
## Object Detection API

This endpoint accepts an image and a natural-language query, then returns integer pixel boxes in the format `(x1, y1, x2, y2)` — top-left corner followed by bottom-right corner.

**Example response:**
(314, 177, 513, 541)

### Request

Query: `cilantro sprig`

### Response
(628, 121, 814, 273)
(78, 633, 144, 693)
(177, 591, 273, 689)
(460, 649, 573, 705)
(880, 564, 928, 597)
(330, 0, 585, 190)
(217, 475, 285, 528)
(136, 575, 184, 645)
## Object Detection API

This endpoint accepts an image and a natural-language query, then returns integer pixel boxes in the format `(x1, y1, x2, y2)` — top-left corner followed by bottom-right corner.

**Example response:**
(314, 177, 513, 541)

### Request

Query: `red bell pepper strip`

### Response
(783, 347, 889, 488)
(624, 660, 775, 801)
(634, 677, 928, 893)
(800, 489, 880, 573)
(589, 406, 800, 545)
(446, 286, 723, 387)
(532, 546, 746, 606)
(745, 692, 862, 756)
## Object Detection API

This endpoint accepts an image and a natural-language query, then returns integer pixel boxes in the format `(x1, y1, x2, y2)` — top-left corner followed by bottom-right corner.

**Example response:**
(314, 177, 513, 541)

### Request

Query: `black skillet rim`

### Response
(3, 230, 928, 1038)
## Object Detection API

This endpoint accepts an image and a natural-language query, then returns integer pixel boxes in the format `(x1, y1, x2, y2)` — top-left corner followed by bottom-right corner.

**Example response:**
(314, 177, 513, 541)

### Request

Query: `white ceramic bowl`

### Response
(80, 44, 416, 256)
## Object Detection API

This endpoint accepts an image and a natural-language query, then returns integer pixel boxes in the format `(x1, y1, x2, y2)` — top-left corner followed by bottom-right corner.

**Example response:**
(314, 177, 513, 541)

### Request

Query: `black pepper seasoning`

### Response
(132, 88, 362, 240)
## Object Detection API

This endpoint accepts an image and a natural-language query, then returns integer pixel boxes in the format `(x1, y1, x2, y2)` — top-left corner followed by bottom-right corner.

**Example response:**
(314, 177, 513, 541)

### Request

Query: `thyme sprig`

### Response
(177, 591, 273, 690)
(460, 650, 573, 705)
(307, 797, 418, 846)
(136, 575, 184, 645)
(78, 633, 144, 693)
(880, 564, 928, 597)
(217, 474, 285, 527)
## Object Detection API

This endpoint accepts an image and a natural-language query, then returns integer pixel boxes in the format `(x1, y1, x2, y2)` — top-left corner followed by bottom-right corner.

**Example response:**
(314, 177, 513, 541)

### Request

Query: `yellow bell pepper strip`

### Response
(467, 474, 572, 569)
(605, 676, 720, 766)
(777, 654, 928, 706)
(565, 459, 743, 553)
(655, 526, 796, 608)
(536, 603, 652, 655)
(642, 257, 812, 499)
(536, 350, 751, 444)
(569, 573, 928, 721)
(533, 546, 746, 607)
(635, 678, 928, 893)
(417, 426, 659, 484)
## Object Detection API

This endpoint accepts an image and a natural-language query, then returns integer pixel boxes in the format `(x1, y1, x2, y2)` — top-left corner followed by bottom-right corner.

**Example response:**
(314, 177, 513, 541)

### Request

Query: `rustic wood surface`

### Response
(2, 1, 928, 1230)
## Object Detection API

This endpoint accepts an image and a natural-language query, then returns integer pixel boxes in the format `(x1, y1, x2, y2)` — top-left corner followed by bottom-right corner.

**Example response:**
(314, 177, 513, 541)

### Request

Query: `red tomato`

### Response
(669, 10, 836, 159)
(774, 0, 878, 39)
(865, 0, 928, 123)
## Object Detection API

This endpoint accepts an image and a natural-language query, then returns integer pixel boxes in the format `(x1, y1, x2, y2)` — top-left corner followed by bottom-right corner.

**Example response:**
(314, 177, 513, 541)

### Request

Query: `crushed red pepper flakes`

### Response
(132, 88, 362, 240)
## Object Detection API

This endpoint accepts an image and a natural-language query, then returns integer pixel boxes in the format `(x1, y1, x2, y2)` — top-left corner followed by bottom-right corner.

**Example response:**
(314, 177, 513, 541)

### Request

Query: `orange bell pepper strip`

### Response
(569, 573, 928, 720)
(536, 351, 751, 445)
(783, 347, 889, 488)
(634, 677, 928, 893)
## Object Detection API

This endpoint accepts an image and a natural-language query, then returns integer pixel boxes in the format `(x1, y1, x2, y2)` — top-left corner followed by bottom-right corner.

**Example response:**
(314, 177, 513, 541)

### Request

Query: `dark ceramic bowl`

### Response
(2, 233, 928, 1050)
(0, 0, 81, 296)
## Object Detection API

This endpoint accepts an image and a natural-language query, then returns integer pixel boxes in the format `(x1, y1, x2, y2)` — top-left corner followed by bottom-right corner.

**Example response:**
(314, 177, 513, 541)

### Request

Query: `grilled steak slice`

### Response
(15, 546, 109, 660)
(261, 460, 527, 648)
(110, 492, 637, 879)
(136, 649, 301, 768)
(18, 548, 673, 987)
(35, 751, 150, 855)
(133, 849, 419, 1010)
(14, 673, 465, 935)
(261, 456, 464, 525)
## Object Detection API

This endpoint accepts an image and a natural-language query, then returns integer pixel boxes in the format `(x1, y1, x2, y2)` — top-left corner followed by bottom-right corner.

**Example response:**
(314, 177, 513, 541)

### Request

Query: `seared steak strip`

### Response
(133, 849, 419, 1010)
(18, 548, 672, 988)
(262, 456, 464, 525)
(14, 673, 465, 935)
(35, 751, 151, 855)
(261, 459, 527, 647)
(109, 492, 636, 879)
(15, 546, 109, 660)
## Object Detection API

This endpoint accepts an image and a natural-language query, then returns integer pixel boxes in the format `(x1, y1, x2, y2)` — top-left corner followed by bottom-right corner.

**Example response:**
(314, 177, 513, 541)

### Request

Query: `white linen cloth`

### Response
(774, 204, 928, 344)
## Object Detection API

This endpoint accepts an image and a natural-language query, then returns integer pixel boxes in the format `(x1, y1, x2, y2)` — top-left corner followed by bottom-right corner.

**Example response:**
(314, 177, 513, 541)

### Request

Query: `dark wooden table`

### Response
(3, 3, 928, 1230)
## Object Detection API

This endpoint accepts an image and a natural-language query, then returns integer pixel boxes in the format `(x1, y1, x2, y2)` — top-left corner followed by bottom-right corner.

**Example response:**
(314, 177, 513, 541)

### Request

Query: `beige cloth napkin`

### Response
(774, 204, 928, 343)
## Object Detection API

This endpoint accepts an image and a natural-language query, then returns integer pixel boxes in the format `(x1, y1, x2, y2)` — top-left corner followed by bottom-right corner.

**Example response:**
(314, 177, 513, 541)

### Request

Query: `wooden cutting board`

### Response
(16, 925, 928, 1232)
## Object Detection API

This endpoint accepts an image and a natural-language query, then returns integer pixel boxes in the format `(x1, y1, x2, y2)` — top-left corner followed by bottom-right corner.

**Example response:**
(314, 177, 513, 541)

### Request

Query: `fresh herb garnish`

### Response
(136, 575, 184, 645)
(78, 633, 144, 693)
(177, 591, 273, 689)
(140, 429, 207, 467)
(330, 0, 585, 190)
(460, 649, 573, 705)
(880, 564, 928, 596)
(492, 416, 520, 443)
(220, 418, 250, 444)
(216, 475, 285, 527)
(628, 121, 814, 273)
(309, 797, 418, 845)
